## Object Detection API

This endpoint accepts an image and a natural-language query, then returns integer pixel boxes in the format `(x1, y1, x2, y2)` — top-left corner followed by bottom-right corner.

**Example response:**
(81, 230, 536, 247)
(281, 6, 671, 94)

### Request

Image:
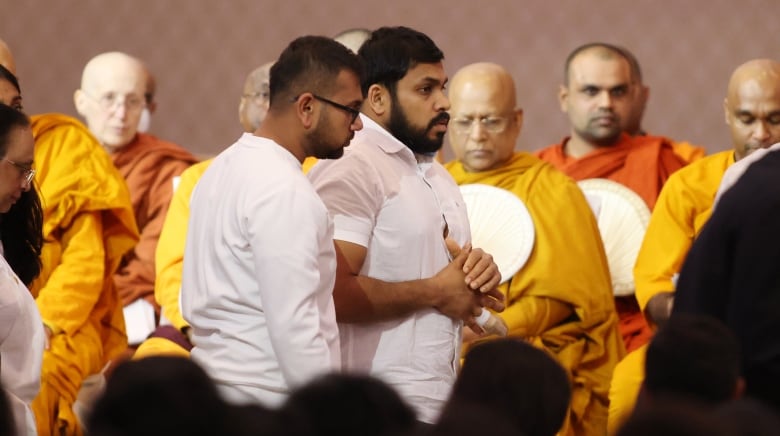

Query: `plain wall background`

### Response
(3, 0, 778, 158)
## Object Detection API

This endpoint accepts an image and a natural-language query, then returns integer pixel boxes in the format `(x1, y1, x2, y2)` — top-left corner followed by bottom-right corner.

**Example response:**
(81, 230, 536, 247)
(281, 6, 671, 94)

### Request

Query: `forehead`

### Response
(568, 52, 631, 86)
(332, 69, 363, 100)
(400, 61, 447, 85)
(87, 63, 145, 95)
(6, 126, 34, 158)
(451, 79, 512, 115)
(730, 78, 780, 110)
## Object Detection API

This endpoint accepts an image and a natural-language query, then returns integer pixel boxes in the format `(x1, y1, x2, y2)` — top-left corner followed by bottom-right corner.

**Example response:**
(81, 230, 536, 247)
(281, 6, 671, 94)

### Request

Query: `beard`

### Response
(307, 116, 350, 160)
(388, 94, 450, 154)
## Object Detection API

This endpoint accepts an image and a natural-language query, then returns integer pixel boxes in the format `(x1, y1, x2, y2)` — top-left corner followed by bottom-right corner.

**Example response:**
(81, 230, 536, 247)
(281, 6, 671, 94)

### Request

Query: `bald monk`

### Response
(135, 62, 279, 359)
(0, 42, 138, 435)
(74, 52, 198, 345)
(137, 62, 156, 133)
(618, 45, 706, 163)
(608, 59, 780, 435)
(536, 43, 686, 353)
(446, 62, 625, 436)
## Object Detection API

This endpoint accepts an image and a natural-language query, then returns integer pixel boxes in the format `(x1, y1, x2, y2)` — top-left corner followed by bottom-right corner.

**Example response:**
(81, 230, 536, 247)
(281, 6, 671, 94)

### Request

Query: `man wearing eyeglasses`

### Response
(74, 51, 197, 346)
(309, 27, 504, 424)
(445, 62, 624, 435)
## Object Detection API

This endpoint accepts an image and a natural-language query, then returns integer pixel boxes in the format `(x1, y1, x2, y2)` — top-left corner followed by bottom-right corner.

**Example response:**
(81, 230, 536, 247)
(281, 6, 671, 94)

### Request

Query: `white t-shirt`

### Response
(181, 133, 340, 407)
(0, 251, 44, 436)
(309, 115, 470, 423)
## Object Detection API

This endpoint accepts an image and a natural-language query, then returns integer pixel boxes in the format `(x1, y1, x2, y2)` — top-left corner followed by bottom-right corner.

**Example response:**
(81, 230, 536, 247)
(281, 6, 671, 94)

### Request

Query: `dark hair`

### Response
(618, 398, 729, 436)
(448, 338, 571, 436)
(357, 26, 444, 96)
(0, 103, 43, 286)
(644, 313, 741, 403)
(279, 373, 416, 436)
(88, 356, 230, 436)
(563, 42, 640, 86)
(269, 35, 364, 107)
(0, 65, 20, 95)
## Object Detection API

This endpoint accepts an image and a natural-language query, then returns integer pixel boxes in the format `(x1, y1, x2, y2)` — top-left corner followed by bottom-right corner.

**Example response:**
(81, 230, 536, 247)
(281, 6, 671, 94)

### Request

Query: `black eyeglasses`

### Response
(293, 94, 361, 124)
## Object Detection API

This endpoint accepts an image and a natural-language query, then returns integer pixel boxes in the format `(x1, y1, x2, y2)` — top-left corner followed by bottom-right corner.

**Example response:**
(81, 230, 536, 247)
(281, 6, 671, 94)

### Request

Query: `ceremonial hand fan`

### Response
(459, 184, 536, 284)
(577, 179, 651, 296)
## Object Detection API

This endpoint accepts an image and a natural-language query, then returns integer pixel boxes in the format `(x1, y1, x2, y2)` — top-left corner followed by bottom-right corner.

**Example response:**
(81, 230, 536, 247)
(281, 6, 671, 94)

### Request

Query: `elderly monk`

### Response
(618, 45, 705, 163)
(608, 59, 780, 435)
(536, 42, 686, 353)
(134, 61, 278, 358)
(445, 62, 624, 436)
(74, 52, 197, 344)
(0, 41, 138, 435)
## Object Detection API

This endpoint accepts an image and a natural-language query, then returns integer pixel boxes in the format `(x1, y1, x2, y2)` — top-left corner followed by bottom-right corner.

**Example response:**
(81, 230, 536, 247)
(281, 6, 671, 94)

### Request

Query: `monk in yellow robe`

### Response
(0, 41, 139, 435)
(446, 62, 624, 436)
(535, 43, 687, 354)
(31, 114, 138, 435)
(74, 53, 197, 346)
(607, 59, 780, 434)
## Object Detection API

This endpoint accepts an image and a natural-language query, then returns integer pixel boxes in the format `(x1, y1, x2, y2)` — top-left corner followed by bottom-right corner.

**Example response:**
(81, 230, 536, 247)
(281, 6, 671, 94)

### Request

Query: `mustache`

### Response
(428, 112, 450, 129)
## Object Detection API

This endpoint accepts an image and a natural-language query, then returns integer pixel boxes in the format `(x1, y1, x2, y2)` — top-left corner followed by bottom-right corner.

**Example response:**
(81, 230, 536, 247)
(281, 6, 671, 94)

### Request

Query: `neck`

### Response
(255, 113, 306, 163)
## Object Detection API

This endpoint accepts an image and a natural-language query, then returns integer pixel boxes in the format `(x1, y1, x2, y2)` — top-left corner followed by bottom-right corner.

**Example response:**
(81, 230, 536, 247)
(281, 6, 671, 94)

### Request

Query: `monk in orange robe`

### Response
(74, 52, 197, 345)
(447, 63, 624, 435)
(535, 43, 686, 353)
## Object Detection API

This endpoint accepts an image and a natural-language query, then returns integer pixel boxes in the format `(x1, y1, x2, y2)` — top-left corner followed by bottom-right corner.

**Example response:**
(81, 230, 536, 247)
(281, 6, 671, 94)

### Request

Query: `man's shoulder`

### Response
(668, 150, 732, 184)
(119, 133, 197, 166)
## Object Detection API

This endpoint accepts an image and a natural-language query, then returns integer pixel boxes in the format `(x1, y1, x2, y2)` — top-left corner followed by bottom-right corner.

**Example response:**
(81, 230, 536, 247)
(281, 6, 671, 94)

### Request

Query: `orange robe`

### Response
(110, 133, 197, 309)
(447, 153, 625, 436)
(29, 114, 138, 435)
(536, 133, 685, 353)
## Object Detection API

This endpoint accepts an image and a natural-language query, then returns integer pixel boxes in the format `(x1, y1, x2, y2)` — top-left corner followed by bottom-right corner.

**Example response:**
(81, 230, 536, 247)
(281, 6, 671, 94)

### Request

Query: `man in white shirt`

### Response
(181, 36, 365, 407)
(309, 26, 504, 423)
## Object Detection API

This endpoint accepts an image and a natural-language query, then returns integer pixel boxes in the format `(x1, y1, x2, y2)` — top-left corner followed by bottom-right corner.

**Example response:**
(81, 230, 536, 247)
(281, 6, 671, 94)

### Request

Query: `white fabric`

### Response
(714, 142, 780, 210)
(181, 133, 340, 408)
(122, 298, 157, 345)
(309, 115, 470, 423)
(0, 254, 44, 436)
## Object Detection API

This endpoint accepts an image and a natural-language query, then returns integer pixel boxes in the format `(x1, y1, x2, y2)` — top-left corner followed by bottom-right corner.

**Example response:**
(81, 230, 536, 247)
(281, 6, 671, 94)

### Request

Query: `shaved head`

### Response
(724, 59, 780, 161)
(75, 51, 147, 151)
(239, 61, 274, 132)
(0, 39, 15, 75)
(333, 28, 371, 54)
(449, 62, 522, 172)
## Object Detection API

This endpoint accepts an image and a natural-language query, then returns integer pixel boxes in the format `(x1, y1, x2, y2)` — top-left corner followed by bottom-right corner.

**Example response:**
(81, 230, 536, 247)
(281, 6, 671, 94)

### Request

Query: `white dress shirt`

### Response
(309, 115, 470, 423)
(0, 251, 44, 436)
(182, 133, 340, 407)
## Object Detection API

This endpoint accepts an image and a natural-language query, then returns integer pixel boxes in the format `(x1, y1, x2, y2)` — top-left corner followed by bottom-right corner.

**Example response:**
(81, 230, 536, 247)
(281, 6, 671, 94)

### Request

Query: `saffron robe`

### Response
(29, 114, 138, 435)
(536, 134, 685, 352)
(447, 153, 625, 436)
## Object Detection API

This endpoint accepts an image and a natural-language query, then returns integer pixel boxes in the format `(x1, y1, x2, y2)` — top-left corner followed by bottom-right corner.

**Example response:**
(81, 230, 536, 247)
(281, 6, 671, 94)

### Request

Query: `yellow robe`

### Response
(29, 114, 138, 435)
(447, 153, 625, 436)
(608, 150, 733, 434)
(671, 141, 706, 164)
(135, 154, 318, 359)
(633, 150, 734, 310)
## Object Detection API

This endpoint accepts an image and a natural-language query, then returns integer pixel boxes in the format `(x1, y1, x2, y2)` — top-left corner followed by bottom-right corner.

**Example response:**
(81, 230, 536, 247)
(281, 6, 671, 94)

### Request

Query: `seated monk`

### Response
(73, 52, 198, 346)
(0, 41, 138, 435)
(535, 43, 686, 353)
(608, 58, 780, 434)
(446, 62, 624, 436)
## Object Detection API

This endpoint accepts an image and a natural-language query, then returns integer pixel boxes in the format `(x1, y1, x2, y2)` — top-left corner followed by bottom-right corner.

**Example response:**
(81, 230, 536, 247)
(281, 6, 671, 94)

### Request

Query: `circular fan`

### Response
(577, 178, 651, 296)
(459, 184, 535, 284)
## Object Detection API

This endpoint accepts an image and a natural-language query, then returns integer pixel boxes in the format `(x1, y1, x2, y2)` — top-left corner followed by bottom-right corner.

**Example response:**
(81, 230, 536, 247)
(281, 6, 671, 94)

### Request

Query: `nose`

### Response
(469, 120, 487, 141)
(436, 91, 451, 112)
(596, 90, 613, 109)
(21, 177, 31, 192)
(753, 120, 770, 142)
(351, 115, 363, 131)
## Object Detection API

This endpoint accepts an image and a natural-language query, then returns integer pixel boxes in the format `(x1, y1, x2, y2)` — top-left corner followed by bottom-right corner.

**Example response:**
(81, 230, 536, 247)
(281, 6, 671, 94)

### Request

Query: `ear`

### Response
(514, 108, 524, 136)
(294, 93, 317, 129)
(558, 84, 569, 113)
(73, 89, 88, 116)
(366, 84, 389, 117)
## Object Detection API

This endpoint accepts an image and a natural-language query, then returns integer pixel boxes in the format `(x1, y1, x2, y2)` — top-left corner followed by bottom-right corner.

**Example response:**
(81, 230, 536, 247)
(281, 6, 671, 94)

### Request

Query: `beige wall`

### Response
(3, 0, 778, 158)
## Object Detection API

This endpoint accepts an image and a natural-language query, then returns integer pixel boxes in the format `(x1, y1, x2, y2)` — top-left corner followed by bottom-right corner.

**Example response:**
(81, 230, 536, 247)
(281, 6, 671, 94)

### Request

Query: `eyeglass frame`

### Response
(291, 94, 361, 124)
(3, 158, 35, 187)
(80, 89, 147, 113)
(449, 115, 514, 135)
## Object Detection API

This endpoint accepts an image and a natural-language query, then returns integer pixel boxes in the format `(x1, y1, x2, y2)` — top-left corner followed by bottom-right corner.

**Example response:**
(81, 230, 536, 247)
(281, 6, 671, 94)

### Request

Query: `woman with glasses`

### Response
(0, 101, 45, 436)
